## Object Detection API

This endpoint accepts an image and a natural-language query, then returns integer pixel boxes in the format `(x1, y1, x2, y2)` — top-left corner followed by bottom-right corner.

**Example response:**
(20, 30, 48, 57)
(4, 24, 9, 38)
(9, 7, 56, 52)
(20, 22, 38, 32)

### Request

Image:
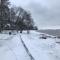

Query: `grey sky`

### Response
(10, 0, 60, 29)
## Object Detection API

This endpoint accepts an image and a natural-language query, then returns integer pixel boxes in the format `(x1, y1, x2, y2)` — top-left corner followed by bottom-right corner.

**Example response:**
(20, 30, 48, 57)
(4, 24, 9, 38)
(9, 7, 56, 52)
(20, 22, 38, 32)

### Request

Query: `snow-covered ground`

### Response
(0, 32, 30, 60)
(21, 31, 60, 60)
(0, 30, 60, 60)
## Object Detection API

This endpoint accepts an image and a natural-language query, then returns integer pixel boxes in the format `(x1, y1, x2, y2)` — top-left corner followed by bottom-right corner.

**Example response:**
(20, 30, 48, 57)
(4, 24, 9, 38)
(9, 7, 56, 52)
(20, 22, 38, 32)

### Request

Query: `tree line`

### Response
(0, 0, 38, 33)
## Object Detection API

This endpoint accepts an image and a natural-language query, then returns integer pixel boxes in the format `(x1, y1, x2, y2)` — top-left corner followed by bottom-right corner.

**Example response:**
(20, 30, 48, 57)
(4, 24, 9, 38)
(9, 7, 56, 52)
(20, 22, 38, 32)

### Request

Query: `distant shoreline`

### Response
(38, 29, 60, 37)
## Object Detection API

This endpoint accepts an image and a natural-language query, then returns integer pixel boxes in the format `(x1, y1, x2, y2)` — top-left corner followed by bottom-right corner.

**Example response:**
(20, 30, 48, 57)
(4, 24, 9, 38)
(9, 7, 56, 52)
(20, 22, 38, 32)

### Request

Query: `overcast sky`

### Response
(10, 0, 60, 29)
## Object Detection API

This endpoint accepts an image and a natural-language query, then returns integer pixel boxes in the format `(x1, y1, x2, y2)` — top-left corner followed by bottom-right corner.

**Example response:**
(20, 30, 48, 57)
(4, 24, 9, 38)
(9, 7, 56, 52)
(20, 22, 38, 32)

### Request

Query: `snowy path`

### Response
(21, 31, 60, 60)
(20, 34, 35, 60)
(0, 33, 30, 60)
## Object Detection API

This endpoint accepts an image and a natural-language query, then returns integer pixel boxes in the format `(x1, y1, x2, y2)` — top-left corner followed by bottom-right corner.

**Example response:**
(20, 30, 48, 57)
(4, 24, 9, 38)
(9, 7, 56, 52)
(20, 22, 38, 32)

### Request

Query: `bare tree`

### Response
(8, 6, 34, 33)
(0, 0, 10, 32)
